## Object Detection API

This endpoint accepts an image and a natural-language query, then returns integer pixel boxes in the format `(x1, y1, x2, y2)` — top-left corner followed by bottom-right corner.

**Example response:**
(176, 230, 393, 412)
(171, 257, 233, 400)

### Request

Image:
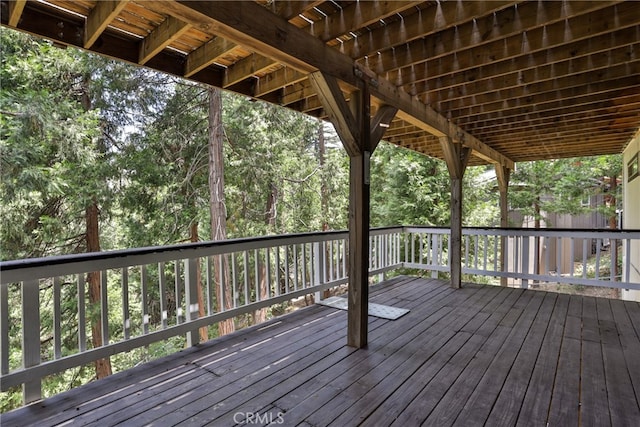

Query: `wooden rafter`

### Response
(7, 0, 26, 27)
(340, 0, 519, 60)
(184, 37, 236, 77)
(84, 0, 128, 48)
(139, 15, 190, 65)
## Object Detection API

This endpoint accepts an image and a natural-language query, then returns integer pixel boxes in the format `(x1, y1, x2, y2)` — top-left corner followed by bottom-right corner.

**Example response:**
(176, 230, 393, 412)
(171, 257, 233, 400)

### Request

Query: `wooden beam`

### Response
(184, 37, 236, 77)
(440, 136, 471, 289)
(184, 0, 317, 81)
(139, 15, 190, 65)
(167, 1, 514, 168)
(370, 105, 398, 152)
(7, 0, 26, 27)
(217, 1, 420, 97)
(356, 65, 514, 169)
(84, 0, 128, 48)
(308, 71, 360, 157)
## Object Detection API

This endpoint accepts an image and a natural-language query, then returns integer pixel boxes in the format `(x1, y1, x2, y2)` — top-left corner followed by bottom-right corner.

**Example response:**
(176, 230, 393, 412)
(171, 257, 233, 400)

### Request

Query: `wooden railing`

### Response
(0, 227, 403, 404)
(404, 227, 640, 290)
(1, 226, 638, 406)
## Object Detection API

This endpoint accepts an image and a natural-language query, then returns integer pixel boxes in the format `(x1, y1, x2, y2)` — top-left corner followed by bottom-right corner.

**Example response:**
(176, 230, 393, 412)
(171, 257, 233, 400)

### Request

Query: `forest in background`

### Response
(0, 28, 622, 410)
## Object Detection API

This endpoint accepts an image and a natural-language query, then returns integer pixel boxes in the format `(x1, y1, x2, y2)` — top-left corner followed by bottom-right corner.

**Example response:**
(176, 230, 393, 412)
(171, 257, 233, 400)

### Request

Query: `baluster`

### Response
(464, 235, 470, 269)
(185, 258, 199, 347)
(556, 237, 562, 278)
(1, 283, 8, 374)
(302, 244, 307, 288)
(206, 256, 213, 315)
(284, 246, 290, 294)
(274, 247, 281, 297)
(78, 275, 86, 351)
(141, 265, 149, 335)
(293, 245, 299, 291)
(244, 251, 250, 305)
(475, 235, 479, 270)
(175, 261, 183, 324)
(493, 234, 499, 273)
(431, 234, 439, 279)
(483, 235, 488, 271)
(122, 268, 130, 339)
(329, 240, 337, 282)
(22, 280, 41, 403)
(625, 238, 631, 284)
(582, 239, 588, 279)
(266, 247, 271, 298)
(232, 253, 239, 307)
(313, 241, 323, 302)
(610, 238, 616, 282)
(522, 236, 530, 289)
(101, 271, 109, 345)
(159, 262, 168, 329)
(53, 277, 61, 359)
(570, 238, 575, 278)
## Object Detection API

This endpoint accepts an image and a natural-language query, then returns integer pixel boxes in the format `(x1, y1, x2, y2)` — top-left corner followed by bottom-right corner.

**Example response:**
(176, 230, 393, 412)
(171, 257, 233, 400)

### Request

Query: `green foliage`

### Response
(510, 156, 622, 224)
(370, 143, 499, 227)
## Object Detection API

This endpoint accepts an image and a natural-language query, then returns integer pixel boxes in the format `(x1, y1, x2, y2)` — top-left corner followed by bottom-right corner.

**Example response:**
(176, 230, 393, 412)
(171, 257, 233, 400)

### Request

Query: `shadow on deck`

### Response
(2, 276, 640, 426)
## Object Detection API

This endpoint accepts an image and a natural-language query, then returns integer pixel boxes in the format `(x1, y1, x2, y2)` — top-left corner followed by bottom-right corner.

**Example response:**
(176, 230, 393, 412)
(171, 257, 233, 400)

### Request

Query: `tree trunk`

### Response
(190, 221, 208, 341)
(86, 202, 112, 379)
(208, 87, 235, 336)
(81, 76, 112, 379)
(253, 183, 277, 324)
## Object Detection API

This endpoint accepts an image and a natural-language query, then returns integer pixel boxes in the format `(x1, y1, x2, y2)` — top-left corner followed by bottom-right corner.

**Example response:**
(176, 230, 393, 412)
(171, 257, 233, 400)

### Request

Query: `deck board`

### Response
(2, 276, 639, 427)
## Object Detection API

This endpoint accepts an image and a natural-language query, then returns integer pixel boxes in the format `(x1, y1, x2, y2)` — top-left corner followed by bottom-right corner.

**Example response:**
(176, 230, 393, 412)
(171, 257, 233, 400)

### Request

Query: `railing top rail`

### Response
(465, 227, 640, 239)
(3, 225, 639, 284)
(0, 226, 406, 284)
(405, 225, 640, 238)
(0, 230, 344, 284)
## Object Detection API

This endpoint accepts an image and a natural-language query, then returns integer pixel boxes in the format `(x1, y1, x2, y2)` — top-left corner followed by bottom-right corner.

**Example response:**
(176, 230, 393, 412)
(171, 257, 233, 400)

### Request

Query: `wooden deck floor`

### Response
(3, 276, 640, 427)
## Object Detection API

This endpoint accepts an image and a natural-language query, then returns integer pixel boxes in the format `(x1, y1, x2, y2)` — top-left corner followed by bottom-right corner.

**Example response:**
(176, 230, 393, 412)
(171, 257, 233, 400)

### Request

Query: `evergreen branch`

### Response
(281, 167, 319, 184)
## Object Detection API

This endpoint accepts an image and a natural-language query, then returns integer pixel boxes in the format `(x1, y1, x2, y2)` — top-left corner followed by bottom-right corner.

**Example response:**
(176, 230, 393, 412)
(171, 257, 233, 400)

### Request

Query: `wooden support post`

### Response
(440, 137, 471, 289)
(496, 165, 511, 287)
(310, 71, 396, 348)
(348, 149, 370, 347)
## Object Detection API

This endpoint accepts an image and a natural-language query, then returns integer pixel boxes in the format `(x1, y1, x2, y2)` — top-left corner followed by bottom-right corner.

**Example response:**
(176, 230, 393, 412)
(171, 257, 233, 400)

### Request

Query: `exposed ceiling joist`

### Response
(84, 0, 128, 48)
(169, 0, 514, 168)
(7, 0, 25, 27)
(139, 15, 190, 65)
